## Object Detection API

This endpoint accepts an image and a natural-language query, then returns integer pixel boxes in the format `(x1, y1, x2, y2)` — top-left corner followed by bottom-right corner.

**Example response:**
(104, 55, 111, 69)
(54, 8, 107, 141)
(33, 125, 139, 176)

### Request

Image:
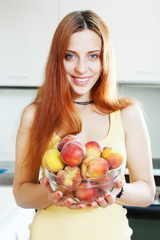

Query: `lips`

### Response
(72, 76, 91, 86)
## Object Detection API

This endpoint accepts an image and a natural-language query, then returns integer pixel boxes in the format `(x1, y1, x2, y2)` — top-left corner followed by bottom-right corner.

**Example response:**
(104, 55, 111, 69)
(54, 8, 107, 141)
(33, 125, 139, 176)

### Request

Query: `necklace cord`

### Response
(73, 100, 94, 105)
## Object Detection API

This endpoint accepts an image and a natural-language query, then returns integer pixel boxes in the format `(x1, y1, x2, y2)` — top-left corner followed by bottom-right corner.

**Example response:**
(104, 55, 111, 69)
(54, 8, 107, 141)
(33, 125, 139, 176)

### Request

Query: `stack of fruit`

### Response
(44, 135, 123, 203)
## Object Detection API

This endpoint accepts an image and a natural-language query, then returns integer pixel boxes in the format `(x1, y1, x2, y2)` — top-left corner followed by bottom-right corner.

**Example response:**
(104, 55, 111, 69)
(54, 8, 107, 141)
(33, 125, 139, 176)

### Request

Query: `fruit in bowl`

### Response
(75, 182, 97, 202)
(43, 149, 65, 173)
(44, 135, 123, 204)
(60, 140, 86, 167)
(85, 140, 103, 158)
(56, 166, 82, 187)
(81, 156, 109, 180)
(101, 147, 123, 169)
(45, 166, 121, 203)
(57, 134, 78, 152)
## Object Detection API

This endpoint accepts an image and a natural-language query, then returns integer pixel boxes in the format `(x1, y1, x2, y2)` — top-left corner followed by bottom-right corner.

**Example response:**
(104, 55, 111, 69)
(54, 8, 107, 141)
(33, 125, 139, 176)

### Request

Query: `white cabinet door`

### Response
(111, 0, 160, 83)
(0, 0, 59, 87)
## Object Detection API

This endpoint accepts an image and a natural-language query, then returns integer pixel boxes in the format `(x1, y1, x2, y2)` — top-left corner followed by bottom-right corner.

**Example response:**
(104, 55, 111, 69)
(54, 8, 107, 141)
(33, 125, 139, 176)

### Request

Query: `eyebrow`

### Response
(66, 50, 101, 54)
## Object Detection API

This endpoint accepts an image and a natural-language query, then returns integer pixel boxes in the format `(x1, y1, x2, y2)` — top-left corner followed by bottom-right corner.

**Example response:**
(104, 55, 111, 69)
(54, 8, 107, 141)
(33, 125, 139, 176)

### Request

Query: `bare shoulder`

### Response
(120, 104, 146, 135)
(19, 104, 37, 131)
(121, 104, 143, 122)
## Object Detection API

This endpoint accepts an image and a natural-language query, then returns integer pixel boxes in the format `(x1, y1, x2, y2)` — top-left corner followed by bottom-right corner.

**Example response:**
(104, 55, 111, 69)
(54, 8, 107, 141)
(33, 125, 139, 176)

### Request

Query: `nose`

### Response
(75, 58, 88, 74)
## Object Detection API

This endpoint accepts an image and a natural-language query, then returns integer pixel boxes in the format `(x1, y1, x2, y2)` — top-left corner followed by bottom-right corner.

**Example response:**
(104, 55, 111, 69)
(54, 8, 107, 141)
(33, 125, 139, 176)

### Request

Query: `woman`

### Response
(13, 10, 155, 240)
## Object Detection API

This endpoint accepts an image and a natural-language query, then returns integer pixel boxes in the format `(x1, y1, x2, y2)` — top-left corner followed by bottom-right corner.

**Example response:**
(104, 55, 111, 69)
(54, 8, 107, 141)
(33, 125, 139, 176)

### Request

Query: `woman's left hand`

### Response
(91, 178, 124, 208)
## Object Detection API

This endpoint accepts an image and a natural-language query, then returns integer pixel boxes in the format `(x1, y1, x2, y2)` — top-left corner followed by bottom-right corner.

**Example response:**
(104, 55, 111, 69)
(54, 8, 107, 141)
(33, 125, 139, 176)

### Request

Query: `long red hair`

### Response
(26, 10, 135, 181)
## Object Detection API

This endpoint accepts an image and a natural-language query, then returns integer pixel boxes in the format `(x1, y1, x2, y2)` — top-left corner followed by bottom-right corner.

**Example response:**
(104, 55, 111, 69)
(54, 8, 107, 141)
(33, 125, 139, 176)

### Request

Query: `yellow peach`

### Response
(43, 149, 65, 172)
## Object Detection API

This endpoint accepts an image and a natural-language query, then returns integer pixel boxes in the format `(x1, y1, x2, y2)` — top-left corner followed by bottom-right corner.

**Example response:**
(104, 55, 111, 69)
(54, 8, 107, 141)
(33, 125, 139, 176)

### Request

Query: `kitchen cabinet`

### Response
(126, 205, 160, 240)
(111, 0, 160, 84)
(0, 0, 59, 87)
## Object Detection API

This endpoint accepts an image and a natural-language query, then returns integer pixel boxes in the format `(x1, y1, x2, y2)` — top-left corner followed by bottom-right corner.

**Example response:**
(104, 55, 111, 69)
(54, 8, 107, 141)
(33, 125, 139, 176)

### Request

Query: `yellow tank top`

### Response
(29, 111, 133, 240)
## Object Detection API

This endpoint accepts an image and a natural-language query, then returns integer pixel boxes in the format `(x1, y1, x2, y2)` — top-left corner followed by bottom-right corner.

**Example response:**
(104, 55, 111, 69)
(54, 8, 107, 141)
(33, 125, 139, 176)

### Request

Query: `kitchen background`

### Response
(0, 0, 160, 239)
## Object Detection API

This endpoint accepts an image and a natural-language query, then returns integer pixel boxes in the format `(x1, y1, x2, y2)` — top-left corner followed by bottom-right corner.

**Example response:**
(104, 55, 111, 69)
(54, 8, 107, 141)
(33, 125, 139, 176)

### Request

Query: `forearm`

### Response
(13, 182, 53, 210)
(116, 180, 155, 207)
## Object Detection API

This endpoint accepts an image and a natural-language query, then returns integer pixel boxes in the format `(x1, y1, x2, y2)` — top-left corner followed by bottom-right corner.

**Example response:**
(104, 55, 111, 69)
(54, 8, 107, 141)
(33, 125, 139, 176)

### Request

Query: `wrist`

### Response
(116, 187, 124, 198)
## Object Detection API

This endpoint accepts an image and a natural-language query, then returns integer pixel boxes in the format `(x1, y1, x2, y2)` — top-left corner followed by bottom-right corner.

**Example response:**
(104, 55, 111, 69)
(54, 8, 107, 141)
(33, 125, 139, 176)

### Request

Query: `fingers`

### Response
(49, 190, 63, 202)
(97, 197, 109, 208)
(40, 178, 53, 194)
(67, 203, 85, 210)
(91, 191, 116, 208)
(91, 201, 99, 208)
(40, 177, 122, 209)
(104, 192, 115, 205)
(115, 179, 124, 189)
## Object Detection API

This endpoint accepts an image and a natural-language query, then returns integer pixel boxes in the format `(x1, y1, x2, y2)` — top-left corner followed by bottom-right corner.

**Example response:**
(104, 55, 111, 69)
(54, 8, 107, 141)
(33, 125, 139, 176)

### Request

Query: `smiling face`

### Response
(63, 29, 102, 101)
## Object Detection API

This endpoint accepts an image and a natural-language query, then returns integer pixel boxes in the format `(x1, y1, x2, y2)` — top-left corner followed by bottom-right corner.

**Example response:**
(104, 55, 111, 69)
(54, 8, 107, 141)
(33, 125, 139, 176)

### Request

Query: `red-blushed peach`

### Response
(43, 149, 65, 172)
(76, 182, 97, 202)
(56, 166, 82, 187)
(101, 147, 123, 169)
(60, 140, 86, 166)
(85, 140, 103, 157)
(81, 157, 109, 180)
(57, 134, 78, 152)
(58, 185, 76, 198)
(97, 170, 118, 192)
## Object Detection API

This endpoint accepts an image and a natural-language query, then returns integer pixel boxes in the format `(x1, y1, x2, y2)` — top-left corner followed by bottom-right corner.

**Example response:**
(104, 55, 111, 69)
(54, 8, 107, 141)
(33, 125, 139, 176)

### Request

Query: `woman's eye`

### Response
(64, 53, 75, 60)
(89, 54, 99, 59)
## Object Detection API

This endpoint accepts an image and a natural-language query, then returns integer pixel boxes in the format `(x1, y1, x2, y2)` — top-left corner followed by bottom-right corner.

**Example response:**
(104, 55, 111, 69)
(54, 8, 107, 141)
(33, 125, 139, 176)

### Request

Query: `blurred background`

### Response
(0, 0, 160, 239)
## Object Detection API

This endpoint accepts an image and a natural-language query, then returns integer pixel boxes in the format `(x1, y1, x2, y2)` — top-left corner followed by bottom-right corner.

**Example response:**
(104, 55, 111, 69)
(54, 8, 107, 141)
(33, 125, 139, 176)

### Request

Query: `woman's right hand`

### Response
(40, 178, 86, 210)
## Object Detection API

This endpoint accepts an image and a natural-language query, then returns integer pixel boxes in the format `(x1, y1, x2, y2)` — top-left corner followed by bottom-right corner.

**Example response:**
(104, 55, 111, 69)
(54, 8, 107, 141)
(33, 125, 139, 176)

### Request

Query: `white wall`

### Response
(0, 89, 37, 161)
(119, 85, 160, 159)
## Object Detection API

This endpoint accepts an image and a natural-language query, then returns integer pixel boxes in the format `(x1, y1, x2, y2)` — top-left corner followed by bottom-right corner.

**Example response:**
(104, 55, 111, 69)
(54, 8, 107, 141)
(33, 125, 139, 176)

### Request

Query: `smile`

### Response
(72, 76, 91, 85)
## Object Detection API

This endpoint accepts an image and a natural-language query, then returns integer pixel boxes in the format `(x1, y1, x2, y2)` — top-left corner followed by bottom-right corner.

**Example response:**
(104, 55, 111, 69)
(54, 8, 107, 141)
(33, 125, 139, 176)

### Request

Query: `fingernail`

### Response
(105, 193, 111, 198)
(66, 199, 72, 204)
(56, 191, 62, 197)
(98, 197, 104, 202)
(92, 202, 97, 207)
(119, 180, 123, 184)
(79, 204, 85, 209)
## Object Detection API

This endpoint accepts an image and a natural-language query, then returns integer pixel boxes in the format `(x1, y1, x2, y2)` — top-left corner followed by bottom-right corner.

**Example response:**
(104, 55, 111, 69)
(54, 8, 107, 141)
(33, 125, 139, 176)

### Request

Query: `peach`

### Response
(101, 147, 123, 169)
(76, 182, 97, 202)
(57, 166, 82, 187)
(81, 157, 109, 180)
(60, 140, 86, 166)
(85, 140, 103, 157)
(97, 170, 118, 192)
(58, 186, 76, 198)
(57, 134, 78, 152)
(43, 149, 65, 172)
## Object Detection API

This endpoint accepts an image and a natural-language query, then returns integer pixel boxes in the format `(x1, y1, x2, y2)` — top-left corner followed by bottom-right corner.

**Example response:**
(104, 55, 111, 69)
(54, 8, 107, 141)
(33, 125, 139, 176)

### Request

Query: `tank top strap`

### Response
(109, 110, 125, 142)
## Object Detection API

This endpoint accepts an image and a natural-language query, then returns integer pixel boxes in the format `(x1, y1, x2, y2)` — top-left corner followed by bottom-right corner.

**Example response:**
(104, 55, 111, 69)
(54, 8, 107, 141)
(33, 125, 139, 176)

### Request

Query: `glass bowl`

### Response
(45, 167, 121, 204)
